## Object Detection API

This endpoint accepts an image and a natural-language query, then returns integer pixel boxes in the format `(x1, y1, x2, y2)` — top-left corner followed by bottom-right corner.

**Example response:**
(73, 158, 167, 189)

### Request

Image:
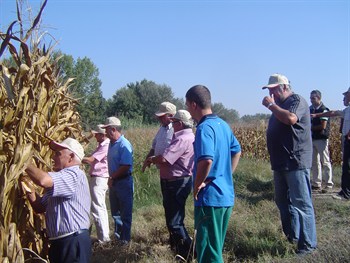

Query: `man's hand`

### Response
(108, 177, 113, 188)
(194, 182, 206, 200)
(141, 158, 152, 172)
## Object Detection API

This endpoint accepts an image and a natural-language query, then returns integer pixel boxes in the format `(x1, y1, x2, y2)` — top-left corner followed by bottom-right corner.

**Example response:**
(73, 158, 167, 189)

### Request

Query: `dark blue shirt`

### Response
(266, 94, 312, 171)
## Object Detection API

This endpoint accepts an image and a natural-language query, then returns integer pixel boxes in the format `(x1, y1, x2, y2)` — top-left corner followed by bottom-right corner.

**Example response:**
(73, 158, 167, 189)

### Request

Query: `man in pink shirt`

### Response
(83, 125, 110, 243)
(147, 110, 195, 261)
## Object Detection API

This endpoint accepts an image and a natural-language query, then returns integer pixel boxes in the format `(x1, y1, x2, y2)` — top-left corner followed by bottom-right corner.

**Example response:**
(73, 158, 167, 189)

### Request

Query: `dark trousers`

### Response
(341, 139, 350, 198)
(161, 177, 192, 257)
(49, 230, 91, 263)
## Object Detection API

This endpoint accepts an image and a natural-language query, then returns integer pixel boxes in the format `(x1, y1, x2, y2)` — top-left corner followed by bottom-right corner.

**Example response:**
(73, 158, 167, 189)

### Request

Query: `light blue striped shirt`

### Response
(43, 165, 91, 238)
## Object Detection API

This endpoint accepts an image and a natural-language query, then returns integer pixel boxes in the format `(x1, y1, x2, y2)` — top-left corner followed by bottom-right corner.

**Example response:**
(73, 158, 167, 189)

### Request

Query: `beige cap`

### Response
(262, 74, 289, 89)
(91, 124, 106, 134)
(101, 117, 121, 128)
(343, 87, 350, 95)
(50, 138, 85, 160)
(171, 110, 193, 127)
(155, 102, 176, 116)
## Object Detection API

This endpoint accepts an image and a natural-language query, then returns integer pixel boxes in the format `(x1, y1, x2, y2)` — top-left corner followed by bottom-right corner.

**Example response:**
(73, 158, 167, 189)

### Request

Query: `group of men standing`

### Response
(22, 75, 350, 263)
(23, 85, 242, 263)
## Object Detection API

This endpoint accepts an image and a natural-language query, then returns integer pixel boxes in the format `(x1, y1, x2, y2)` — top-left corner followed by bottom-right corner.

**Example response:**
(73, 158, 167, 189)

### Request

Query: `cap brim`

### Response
(91, 130, 105, 134)
(49, 141, 67, 151)
(262, 84, 280, 90)
(155, 112, 167, 116)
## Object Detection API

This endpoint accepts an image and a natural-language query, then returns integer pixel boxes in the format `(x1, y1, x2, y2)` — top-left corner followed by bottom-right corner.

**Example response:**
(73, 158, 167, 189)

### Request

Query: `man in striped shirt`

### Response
(25, 137, 91, 263)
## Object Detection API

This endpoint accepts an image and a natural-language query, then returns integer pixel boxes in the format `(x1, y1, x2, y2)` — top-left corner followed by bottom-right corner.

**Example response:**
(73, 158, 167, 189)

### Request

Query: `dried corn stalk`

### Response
(0, 1, 88, 262)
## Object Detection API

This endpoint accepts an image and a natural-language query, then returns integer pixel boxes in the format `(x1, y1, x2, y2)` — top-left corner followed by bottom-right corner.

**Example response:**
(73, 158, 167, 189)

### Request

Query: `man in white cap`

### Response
(25, 137, 91, 263)
(83, 125, 110, 243)
(146, 110, 194, 260)
(262, 73, 317, 254)
(311, 87, 350, 200)
(142, 101, 177, 173)
(102, 117, 133, 245)
(141, 101, 177, 248)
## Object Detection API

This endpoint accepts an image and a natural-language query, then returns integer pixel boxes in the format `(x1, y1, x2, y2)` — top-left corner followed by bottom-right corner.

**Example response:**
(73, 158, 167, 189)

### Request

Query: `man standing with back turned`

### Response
(185, 85, 241, 263)
(262, 73, 317, 254)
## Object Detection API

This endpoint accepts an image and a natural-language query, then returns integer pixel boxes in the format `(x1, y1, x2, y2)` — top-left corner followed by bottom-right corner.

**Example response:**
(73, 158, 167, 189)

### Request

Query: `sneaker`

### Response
(296, 247, 316, 256)
(332, 193, 349, 201)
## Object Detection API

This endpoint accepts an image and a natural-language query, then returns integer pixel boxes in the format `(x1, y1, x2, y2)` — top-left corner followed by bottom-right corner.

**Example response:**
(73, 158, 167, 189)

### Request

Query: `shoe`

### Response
(320, 188, 328, 193)
(311, 185, 321, 191)
(332, 193, 349, 201)
(296, 247, 316, 256)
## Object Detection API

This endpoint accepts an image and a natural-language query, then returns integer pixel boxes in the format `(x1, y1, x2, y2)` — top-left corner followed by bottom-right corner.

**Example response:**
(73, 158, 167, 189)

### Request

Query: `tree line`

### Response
(2, 51, 270, 129)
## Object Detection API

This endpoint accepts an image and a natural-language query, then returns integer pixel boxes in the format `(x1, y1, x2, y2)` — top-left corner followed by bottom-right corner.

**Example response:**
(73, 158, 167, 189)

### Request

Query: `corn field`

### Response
(1, 1, 345, 263)
(232, 120, 342, 165)
(0, 1, 88, 262)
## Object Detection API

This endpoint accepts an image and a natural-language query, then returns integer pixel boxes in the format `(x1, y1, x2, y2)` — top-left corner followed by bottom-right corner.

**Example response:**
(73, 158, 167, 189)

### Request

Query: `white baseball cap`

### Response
(155, 102, 176, 116)
(101, 117, 121, 128)
(170, 110, 193, 127)
(49, 137, 85, 160)
(91, 124, 106, 134)
(262, 74, 290, 89)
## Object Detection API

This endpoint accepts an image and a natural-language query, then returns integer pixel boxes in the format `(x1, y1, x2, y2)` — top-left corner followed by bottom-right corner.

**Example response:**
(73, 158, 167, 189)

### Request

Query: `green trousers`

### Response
(194, 206, 233, 263)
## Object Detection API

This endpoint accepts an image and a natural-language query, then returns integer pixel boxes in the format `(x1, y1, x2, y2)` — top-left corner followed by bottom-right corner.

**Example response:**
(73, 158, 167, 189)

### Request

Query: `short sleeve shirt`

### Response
(152, 123, 174, 156)
(44, 166, 91, 238)
(107, 135, 133, 175)
(89, 138, 109, 177)
(161, 128, 195, 180)
(341, 107, 350, 135)
(267, 93, 312, 171)
(193, 114, 241, 207)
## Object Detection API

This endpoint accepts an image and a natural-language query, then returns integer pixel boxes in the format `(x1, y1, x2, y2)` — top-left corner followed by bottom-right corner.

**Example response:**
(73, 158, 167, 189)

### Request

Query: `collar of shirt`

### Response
(173, 128, 193, 138)
(197, 114, 218, 126)
(100, 138, 110, 147)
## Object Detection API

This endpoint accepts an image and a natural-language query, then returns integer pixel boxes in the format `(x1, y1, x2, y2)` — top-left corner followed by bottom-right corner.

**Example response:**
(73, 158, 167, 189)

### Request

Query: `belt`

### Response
(49, 229, 88, 241)
(161, 176, 191, 182)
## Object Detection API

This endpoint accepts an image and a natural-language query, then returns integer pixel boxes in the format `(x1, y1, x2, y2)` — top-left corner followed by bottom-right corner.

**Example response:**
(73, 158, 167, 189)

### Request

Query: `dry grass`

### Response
(89, 126, 350, 263)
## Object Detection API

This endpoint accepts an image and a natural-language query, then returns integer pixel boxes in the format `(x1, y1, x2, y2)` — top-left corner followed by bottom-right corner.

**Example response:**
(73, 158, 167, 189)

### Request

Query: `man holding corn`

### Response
(25, 137, 91, 263)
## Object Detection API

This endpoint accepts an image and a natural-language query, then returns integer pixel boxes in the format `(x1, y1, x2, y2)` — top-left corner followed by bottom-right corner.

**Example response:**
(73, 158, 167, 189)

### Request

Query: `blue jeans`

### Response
(109, 175, 133, 242)
(273, 169, 317, 251)
(161, 177, 192, 253)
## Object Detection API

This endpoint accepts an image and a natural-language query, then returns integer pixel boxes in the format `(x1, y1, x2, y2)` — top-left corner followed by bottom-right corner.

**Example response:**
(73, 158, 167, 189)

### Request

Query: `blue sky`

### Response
(1, 0, 349, 116)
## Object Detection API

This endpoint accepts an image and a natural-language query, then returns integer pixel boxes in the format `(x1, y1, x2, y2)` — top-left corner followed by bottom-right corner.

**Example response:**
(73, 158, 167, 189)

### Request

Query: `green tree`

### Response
(212, 102, 240, 124)
(107, 79, 184, 124)
(55, 52, 106, 129)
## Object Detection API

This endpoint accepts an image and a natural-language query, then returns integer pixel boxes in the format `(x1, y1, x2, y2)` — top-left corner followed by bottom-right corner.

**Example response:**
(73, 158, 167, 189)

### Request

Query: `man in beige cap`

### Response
(141, 101, 177, 248)
(25, 137, 91, 263)
(146, 110, 194, 260)
(102, 117, 134, 244)
(311, 87, 350, 200)
(142, 101, 176, 172)
(262, 73, 317, 254)
(83, 125, 110, 243)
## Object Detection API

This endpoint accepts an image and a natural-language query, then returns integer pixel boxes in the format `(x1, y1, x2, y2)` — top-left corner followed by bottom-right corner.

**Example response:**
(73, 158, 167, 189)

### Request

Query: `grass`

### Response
(88, 127, 350, 263)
